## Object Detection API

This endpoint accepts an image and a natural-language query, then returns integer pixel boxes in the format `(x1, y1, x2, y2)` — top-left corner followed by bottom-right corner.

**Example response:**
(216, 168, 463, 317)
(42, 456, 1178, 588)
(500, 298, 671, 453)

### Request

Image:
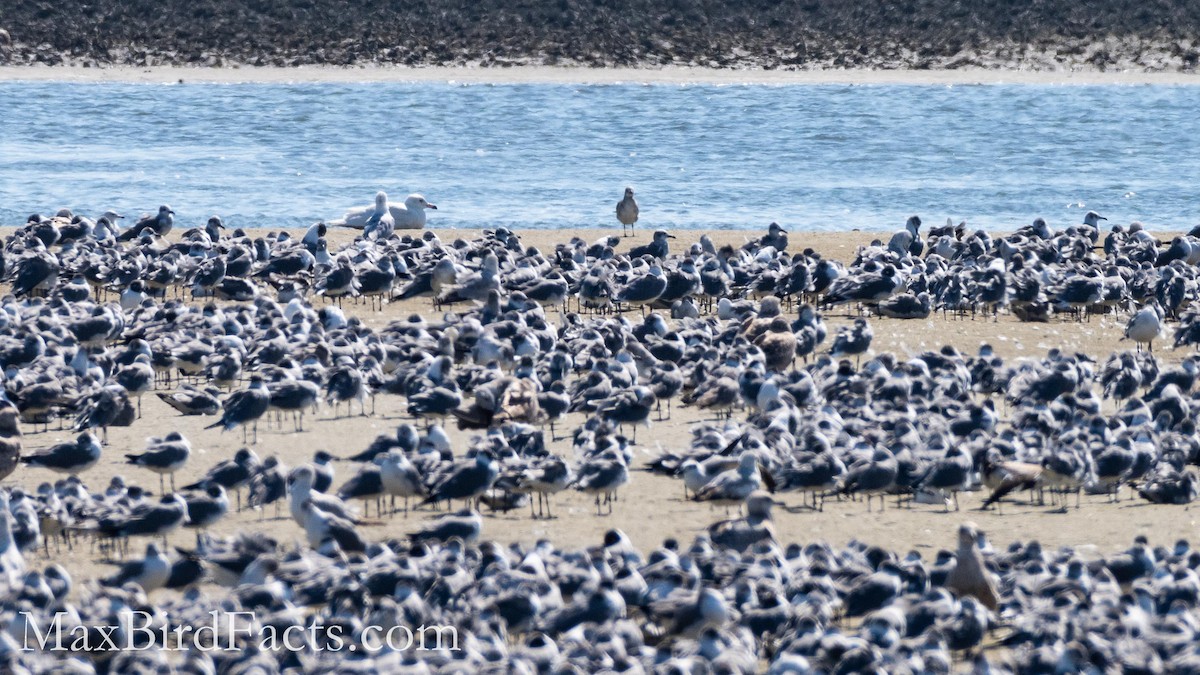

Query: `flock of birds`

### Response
(0, 192, 1199, 672)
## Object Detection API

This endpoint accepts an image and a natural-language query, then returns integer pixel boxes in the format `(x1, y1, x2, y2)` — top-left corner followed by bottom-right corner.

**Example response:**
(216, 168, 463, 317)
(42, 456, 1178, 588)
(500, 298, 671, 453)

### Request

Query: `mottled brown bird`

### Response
(981, 460, 1042, 511)
(0, 399, 22, 482)
(945, 522, 1000, 611)
(755, 316, 798, 373)
(616, 187, 639, 237)
(494, 378, 541, 425)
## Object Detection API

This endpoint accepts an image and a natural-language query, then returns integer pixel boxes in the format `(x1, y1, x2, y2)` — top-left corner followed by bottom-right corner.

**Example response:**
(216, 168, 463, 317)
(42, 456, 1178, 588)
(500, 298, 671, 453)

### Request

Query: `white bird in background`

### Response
(331, 191, 437, 230)
(1124, 303, 1164, 352)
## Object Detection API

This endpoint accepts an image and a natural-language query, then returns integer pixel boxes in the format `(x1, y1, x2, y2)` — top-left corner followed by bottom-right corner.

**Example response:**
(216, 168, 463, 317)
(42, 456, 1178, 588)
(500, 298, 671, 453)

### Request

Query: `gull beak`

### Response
(426, 203, 438, 210)
(667, 234, 676, 239)
(1099, 216, 1107, 220)
(168, 210, 176, 215)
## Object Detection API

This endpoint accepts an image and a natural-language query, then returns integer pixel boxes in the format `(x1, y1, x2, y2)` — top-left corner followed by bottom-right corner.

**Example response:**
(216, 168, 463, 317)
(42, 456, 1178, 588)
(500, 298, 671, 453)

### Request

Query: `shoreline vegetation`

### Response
(3, 0, 1200, 77)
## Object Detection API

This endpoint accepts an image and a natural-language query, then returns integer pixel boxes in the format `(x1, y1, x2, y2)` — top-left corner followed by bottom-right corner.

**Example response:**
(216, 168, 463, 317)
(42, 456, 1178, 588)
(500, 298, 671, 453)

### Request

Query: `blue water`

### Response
(1, 81, 1198, 231)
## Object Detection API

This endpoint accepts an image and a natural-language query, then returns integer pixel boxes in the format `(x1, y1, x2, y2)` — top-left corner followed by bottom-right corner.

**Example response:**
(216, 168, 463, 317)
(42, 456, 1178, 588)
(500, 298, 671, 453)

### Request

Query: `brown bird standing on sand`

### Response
(945, 522, 1000, 611)
(0, 399, 22, 482)
(616, 187, 639, 237)
(755, 316, 798, 373)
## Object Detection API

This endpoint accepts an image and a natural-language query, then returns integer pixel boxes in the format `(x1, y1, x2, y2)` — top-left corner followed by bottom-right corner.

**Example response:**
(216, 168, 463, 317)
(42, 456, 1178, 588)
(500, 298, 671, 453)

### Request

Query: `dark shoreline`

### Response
(2, 0, 1199, 71)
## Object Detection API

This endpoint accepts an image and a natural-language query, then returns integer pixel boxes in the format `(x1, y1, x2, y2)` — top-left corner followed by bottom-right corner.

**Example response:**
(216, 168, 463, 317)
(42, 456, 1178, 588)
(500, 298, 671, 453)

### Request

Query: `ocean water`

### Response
(1, 81, 1198, 232)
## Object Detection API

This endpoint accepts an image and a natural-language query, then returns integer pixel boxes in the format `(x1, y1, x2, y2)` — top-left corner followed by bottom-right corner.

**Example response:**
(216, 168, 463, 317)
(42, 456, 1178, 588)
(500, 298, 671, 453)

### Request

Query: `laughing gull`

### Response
(182, 447, 259, 510)
(110, 494, 188, 541)
(830, 318, 874, 367)
(184, 485, 230, 530)
(117, 205, 175, 241)
(299, 499, 365, 552)
(357, 255, 398, 308)
(438, 253, 500, 304)
(916, 446, 973, 511)
(570, 451, 629, 515)
(759, 221, 789, 252)
(876, 291, 932, 319)
(0, 399, 21, 482)
(421, 452, 498, 509)
(510, 456, 571, 519)
(616, 187, 639, 237)
(101, 542, 170, 591)
(708, 491, 778, 552)
(616, 264, 667, 311)
(887, 215, 923, 257)
(247, 456, 288, 514)
(266, 379, 320, 431)
(0, 511, 25, 587)
(336, 462, 386, 517)
(630, 230, 675, 259)
(693, 453, 762, 507)
(840, 448, 899, 511)
(310, 451, 335, 492)
(125, 432, 191, 493)
(345, 423, 420, 463)
(288, 465, 356, 524)
(21, 432, 102, 476)
(324, 359, 369, 417)
(379, 450, 427, 515)
(411, 508, 482, 544)
(647, 586, 730, 640)
(539, 578, 625, 636)
(114, 354, 155, 417)
(11, 252, 59, 298)
(363, 202, 396, 241)
(205, 376, 271, 443)
(302, 221, 328, 251)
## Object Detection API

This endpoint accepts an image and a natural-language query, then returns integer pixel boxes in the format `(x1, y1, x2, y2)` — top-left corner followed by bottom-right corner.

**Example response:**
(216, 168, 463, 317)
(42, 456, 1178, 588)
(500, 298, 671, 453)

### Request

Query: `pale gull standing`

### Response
(1124, 303, 1164, 352)
(945, 522, 1000, 610)
(125, 431, 191, 493)
(616, 187, 639, 237)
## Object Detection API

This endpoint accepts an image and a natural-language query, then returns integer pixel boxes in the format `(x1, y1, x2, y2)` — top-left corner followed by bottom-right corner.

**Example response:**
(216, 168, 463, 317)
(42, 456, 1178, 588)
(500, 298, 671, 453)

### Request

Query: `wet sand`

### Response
(6, 226, 1194, 585)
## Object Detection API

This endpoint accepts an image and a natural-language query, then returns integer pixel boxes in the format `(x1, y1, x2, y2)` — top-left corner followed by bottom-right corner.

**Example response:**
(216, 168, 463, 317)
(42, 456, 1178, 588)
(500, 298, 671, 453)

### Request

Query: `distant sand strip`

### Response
(5, 64, 1200, 85)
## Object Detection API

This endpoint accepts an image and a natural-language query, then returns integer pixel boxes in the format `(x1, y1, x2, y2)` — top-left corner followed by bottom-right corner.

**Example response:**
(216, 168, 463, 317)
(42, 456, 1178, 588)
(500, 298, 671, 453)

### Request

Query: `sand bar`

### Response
(5, 64, 1200, 85)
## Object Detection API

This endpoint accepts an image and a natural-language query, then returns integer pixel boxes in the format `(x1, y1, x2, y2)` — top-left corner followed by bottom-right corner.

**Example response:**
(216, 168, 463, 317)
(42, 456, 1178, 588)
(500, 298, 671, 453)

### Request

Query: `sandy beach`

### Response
(5, 225, 1193, 590)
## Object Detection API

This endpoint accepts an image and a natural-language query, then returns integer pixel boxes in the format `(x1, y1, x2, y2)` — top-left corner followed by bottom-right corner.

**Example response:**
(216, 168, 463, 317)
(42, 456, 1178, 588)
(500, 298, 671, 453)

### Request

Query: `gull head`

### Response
(1083, 211, 1107, 227)
(406, 194, 437, 210)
